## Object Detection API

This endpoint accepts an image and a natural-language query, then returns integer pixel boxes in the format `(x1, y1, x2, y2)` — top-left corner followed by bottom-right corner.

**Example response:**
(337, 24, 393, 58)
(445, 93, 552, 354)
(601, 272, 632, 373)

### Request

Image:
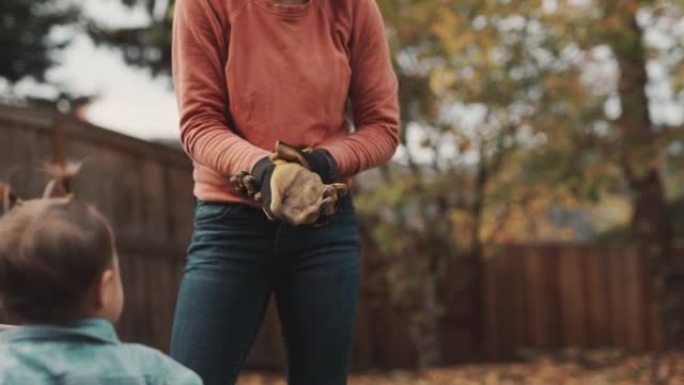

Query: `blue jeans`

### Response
(170, 196, 361, 385)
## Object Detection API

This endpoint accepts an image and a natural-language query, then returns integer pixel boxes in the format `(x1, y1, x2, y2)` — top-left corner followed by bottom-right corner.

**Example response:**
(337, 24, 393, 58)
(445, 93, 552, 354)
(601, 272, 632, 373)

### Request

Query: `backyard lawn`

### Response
(237, 352, 684, 385)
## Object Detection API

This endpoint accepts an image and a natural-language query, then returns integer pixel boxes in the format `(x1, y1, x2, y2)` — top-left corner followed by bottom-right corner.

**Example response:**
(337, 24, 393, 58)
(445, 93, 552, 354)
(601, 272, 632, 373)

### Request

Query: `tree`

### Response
(541, 0, 684, 352)
(357, 0, 605, 366)
(360, 0, 684, 367)
(0, 0, 84, 110)
(0, 0, 78, 85)
(606, 0, 682, 351)
(87, 0, 173, 77)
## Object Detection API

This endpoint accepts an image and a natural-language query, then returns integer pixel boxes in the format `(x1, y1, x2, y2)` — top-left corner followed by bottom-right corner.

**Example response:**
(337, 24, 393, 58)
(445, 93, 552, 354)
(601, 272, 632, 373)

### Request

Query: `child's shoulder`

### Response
(0, 340, 51, 384)
(119, 342, 203, 385)
(0, 342, 19, 371)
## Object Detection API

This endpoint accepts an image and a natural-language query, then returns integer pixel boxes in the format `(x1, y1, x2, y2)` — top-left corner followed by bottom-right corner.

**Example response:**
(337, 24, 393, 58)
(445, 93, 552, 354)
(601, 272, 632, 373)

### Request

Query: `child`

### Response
(0, 198, 202, 385)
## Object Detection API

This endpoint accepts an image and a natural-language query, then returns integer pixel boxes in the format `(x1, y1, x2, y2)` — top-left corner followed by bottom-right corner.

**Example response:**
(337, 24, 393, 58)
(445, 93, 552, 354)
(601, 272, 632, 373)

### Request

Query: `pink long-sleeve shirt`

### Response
(173, 0, 400, 203)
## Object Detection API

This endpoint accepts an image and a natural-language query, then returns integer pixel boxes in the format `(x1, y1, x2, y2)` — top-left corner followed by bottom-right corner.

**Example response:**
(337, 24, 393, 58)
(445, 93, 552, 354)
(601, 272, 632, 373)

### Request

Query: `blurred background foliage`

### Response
(2, 0, 684, 369)
(0, 0, 77, 83)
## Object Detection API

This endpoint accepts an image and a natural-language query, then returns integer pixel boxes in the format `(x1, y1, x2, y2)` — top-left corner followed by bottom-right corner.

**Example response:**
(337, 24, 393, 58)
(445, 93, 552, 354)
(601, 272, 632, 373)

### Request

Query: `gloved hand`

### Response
(232, 155, 347, 227)
(271, 141, 339, 183)
(229, 171, 259, 198)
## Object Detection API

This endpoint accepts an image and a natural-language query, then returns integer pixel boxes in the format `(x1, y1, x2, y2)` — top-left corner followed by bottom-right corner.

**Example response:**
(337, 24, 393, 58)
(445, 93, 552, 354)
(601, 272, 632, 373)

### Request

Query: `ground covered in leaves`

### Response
(237, 352, 684, 385)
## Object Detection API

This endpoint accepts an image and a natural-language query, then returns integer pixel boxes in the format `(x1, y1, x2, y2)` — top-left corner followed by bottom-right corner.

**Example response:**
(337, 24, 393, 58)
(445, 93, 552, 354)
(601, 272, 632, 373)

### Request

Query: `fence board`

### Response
(525, 246, 562, 349)
(625, 247, 646, 351)
(483, 253, 501, 360)
(584, 246, 610, 347)
(607, 246, 626, 346)
(559, 247, 586, 347)
(511, 248, 529, 349)
(524, 247, 545, 347)
(498, 251, 516, 357)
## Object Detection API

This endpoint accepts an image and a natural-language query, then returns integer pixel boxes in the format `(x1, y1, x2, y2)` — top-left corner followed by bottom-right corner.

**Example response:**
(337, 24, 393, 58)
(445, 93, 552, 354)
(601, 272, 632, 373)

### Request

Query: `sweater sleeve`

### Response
(318, 0, 400, 177)
(173, 0, 270, 176)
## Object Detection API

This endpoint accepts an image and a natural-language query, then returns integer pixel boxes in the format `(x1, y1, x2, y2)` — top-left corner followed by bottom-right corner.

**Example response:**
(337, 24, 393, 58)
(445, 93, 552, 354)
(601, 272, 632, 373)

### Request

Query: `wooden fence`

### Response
(346, 245, 681, 369)
(0, 105, 677, 370)
(481, 244, 680, 360)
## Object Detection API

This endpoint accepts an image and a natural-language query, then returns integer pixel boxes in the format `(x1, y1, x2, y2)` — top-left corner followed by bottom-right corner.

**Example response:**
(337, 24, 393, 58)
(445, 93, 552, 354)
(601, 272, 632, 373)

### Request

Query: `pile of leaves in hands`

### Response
(236, 351, 684, 385)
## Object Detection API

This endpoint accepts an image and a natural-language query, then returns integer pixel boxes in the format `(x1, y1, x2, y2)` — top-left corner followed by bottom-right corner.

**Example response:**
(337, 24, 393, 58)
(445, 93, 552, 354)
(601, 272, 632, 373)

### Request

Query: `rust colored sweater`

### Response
(173, 0, 400, 203)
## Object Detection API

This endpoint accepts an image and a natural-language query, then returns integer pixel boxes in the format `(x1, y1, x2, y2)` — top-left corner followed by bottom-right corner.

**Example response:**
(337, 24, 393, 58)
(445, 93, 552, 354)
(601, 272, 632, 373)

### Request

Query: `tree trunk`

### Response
(467, 147, 487, 358)
(409, 277, 443, 369)
(610, 2, 681, 349)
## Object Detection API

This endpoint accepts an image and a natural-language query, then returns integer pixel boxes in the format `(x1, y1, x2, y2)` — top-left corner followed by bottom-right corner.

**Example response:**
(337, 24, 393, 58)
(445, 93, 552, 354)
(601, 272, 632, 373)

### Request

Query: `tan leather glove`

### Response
(271, 141, 339, 183)
(267, 160, 347, 226)
(270, 141, 347, 225)
(230, 149, 347, 227)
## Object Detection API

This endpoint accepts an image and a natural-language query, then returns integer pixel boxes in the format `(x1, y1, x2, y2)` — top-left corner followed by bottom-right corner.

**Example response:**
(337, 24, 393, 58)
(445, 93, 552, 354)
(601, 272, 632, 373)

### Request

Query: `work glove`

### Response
(269, 141, 347, 226)
(270, 141, 339, 184)
(230, 152, 347, 227)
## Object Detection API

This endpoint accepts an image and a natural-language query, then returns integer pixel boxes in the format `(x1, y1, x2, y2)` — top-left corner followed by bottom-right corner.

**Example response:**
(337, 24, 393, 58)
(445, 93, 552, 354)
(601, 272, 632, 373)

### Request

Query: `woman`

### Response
(169, 0, 399, 383)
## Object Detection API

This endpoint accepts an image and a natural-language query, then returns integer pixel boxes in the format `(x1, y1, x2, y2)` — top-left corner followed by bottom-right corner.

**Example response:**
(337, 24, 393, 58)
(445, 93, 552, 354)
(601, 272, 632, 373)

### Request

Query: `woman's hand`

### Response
(231, 149, 348, 227)
(265, 161, 347, 226)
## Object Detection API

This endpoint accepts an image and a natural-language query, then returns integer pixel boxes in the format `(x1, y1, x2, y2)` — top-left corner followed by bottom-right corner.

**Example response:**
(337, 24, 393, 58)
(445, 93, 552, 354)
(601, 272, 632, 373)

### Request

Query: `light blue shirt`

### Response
(0, 318, 202, 385)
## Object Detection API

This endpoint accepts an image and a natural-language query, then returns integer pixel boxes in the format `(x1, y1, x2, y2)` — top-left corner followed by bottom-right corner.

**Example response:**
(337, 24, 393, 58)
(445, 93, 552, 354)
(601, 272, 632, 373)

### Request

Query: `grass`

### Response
(236, 352, 684, 385)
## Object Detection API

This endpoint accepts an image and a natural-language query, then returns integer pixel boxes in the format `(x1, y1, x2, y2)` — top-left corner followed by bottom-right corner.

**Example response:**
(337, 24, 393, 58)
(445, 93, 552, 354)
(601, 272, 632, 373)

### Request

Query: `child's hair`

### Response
(0, 198, 115, 323)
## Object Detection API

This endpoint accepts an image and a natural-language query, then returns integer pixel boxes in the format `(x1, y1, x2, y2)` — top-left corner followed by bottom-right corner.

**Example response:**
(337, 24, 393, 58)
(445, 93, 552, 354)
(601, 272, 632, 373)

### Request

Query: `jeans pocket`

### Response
(194, 201, 240, 225)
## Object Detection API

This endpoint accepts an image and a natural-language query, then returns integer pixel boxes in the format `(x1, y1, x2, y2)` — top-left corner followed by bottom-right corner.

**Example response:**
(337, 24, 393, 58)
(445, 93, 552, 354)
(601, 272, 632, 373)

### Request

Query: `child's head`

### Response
(0, 198, 123, 324)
